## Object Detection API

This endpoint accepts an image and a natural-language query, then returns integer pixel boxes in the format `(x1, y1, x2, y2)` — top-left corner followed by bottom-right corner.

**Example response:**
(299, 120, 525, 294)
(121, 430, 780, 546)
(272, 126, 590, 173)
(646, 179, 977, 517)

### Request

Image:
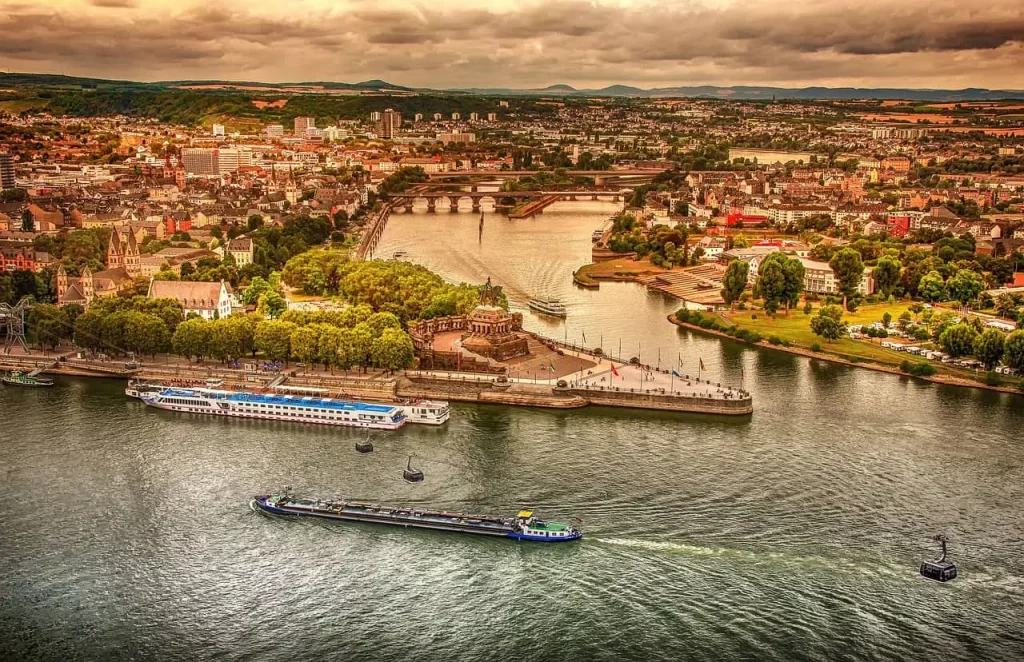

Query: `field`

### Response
(723, 303, 914, 366)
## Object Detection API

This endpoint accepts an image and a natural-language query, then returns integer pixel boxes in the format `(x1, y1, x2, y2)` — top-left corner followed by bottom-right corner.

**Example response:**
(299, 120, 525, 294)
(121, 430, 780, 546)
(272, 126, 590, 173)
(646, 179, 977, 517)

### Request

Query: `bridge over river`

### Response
(387, 189, 626, 213)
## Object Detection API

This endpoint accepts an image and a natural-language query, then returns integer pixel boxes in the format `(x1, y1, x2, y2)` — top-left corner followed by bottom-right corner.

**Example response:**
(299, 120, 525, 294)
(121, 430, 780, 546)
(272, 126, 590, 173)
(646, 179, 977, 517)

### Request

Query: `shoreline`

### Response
(0, 354, 753, 417)
(667, 315, 1024, 397)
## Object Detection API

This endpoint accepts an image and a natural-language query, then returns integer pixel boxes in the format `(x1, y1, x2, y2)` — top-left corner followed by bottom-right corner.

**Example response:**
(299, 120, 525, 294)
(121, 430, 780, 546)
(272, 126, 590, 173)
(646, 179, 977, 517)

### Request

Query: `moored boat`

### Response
(396, 399, 450, 425)
(142, 387, 406, 430)
(125, 380, 164, 399)
(252, 493, 582, 542)
(528, 298, 567, 318)
(2, 371, 54, 388)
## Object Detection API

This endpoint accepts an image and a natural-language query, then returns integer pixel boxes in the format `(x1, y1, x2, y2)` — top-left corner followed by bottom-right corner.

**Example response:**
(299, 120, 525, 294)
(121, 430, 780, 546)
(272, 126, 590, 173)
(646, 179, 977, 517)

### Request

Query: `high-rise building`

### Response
(0, 153, 15, 189)
(212, 123, 225, 136)
(181, 148, 243, 175)
(414, 113, 424, 122)
(451, 112, 460, 120)
(469, 112, 479, 121)
(499, 100, 509, 108)
(294, 116, 315, 136)
(369, 111, 382, 122)
(215, 149, 239, 174)
(487, 113, 497, 122)
(265, 124, 284, 138)
(433, 113, 442, 121)
(436, 132, 476, 145)
(377, 108, 402, 138)
(181, 148, 218, 175)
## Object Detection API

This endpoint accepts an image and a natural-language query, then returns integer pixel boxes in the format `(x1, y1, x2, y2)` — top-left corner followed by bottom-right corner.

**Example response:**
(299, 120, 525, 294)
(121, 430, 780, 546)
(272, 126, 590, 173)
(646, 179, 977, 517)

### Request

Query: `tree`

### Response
(720, 260, 749, 309)
(829, 248, 864, 310)
(29, 304, 69, 350)
(348, 322, 374, 371)
(254, 320, 296, 363)
(21, 208, 34, 233)
(73, 311, 105, 352)
(939, 323, 978, 358)
(247, 214, 265, 232)
(256, 291, 286, 319)
(973, 329, 1006, 370)
(172, 318, 212, 361)
(1002, 330, 1024, 371)
(946, 269, 985, 309)
(871, 256, 902, 299)
(810, 304, 847, 342)
(290, 326, 319, 367)
(882, 312, 892, 329)
(124, 312, 171, 357)
(180, 261, 195, 278)
(994, 294, 1019, 319)
(918, 271, 947, 303)
(753, 253, 804, 315)
(370, 327, 415, 371)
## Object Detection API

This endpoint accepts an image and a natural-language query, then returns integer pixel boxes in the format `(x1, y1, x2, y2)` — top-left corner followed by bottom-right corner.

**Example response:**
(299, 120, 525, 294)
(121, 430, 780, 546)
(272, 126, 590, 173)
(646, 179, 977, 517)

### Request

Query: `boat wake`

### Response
(593, 537, 906, 577)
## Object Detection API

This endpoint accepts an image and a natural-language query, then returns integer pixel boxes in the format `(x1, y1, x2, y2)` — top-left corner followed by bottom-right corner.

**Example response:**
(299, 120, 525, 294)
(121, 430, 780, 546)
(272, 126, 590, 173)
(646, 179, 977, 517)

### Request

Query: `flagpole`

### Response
(657, 348, 661, 371)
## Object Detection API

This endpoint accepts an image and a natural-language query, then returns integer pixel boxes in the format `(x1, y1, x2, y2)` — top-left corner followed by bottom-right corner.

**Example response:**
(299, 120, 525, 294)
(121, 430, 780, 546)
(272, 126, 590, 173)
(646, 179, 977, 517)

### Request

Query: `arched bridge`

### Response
(387, 190, 625, 213)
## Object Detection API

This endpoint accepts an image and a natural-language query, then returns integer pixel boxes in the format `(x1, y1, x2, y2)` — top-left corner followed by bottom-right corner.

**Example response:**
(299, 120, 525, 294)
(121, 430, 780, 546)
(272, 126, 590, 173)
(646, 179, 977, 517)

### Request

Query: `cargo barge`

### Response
(252, 493, 582, 542)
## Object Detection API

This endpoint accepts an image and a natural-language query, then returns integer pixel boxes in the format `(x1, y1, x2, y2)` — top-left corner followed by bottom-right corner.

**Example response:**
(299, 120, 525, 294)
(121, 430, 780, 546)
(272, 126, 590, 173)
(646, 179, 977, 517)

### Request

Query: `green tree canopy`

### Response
(829, 248, 864, 310)
(1002, 330, 1024, 371)
(918, 271, 947, 303)
(871, 256, 902, 299)
(939, 323, 978, 358)
(946, 269, 985, 308)
(973, 328, 1006, 370)
(810, 304, 847, 342)
(720, 260, 749, 309)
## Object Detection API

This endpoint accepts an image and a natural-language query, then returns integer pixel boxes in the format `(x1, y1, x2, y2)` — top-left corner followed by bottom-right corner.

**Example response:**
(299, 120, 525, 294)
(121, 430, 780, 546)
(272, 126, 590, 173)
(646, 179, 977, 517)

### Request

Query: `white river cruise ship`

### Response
(143, 387, 408, 430)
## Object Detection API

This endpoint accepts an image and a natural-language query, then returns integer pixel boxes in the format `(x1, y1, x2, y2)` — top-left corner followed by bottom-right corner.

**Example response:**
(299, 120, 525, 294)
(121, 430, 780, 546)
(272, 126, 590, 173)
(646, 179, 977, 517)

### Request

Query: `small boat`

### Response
(252, 493, 582, 542)
(125, 380, 164, 400)
(2, 371, 54, 388)
(392, 250, 409, 260)
(528, 298, 567, 318)
(591, 229, 605, 242)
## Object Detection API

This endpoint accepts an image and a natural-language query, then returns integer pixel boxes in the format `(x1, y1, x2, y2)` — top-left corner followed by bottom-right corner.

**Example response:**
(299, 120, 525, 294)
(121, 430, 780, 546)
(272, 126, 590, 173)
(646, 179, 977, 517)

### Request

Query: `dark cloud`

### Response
(0, 1, 1021, 89)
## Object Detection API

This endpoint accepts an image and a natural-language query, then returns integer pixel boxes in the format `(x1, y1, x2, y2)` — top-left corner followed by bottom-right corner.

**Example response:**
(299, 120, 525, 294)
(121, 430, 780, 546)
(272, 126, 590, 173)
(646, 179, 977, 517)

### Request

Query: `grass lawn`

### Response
(719, 301, 1023, 388)
(723, 302, 930, 367)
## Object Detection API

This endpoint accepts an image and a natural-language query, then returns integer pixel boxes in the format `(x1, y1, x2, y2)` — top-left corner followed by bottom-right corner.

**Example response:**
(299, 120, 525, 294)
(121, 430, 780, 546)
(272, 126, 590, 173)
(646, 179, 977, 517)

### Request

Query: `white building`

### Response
(797, 257, 875, 296)
(212, 123, 225, 136)
(148, 280, 233, 320)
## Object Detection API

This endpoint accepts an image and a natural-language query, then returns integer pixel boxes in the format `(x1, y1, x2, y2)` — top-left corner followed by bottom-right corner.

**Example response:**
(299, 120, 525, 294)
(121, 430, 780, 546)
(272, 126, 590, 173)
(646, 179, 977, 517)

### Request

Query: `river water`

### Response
(2, 202, 1023, 661)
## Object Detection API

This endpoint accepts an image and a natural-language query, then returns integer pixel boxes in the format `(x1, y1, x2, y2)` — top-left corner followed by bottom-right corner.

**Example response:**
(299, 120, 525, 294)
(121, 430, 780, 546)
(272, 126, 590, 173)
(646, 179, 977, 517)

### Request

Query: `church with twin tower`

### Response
(56, 229, 142, 309)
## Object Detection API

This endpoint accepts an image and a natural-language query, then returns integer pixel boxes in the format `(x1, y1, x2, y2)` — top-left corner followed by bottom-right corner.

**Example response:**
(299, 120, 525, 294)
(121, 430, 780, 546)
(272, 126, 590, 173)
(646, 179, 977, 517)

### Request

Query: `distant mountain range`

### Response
(2, 72, 1022, 101)
(450, 84, 1024, 101)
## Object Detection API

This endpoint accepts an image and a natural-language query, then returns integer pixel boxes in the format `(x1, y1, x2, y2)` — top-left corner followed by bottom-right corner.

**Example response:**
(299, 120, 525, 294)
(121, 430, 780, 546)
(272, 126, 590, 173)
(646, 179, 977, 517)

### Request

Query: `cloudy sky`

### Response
(1, 0, 1023, 89)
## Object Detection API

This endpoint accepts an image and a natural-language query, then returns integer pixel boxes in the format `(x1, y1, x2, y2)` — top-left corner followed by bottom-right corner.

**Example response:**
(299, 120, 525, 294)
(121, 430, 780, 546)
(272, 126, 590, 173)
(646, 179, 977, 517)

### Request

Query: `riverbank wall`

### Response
(2, 352, 754, 416)
(667, 315, 1024, 397)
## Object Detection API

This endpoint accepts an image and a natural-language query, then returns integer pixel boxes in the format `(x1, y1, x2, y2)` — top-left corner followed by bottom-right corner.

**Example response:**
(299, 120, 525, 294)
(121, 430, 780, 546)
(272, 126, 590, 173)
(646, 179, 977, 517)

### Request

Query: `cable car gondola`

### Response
(403, 455, 424, 483)
(920, 534, 958, 582)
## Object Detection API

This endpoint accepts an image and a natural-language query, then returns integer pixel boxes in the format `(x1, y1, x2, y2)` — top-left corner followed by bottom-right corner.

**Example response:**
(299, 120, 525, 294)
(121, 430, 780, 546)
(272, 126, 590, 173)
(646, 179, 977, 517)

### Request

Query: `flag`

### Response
(611, 364, 619, 377)
(699, 358, 706, 371)
(549, 362, 556, 372)
(582, 330, 586, 343)
(672, 369, 681, 378)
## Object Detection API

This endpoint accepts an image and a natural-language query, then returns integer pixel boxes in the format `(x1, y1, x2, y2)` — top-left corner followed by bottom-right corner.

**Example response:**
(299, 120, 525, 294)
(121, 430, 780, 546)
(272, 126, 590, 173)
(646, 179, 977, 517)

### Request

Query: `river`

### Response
(2, 202, 1023, 661)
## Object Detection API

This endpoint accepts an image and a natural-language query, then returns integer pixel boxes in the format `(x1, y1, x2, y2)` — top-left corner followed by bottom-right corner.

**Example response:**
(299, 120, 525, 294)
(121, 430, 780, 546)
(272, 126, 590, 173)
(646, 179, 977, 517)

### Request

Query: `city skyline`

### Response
(1, 0, 1023, 90)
